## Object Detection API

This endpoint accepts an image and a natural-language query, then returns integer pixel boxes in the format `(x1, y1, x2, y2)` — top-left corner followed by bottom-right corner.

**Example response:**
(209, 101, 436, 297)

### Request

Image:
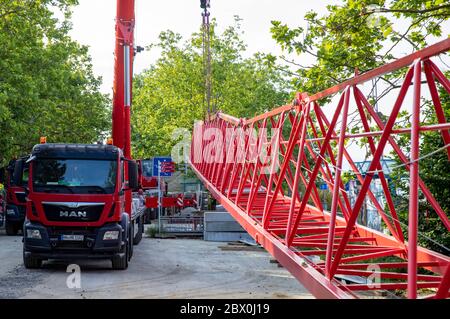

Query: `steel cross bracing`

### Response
(189, 39, 450, 299)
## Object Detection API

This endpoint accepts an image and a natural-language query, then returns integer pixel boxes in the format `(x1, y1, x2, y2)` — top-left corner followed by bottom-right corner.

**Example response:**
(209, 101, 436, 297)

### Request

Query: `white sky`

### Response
(69, 0, 340, 94)
(68, 1, 449, 164)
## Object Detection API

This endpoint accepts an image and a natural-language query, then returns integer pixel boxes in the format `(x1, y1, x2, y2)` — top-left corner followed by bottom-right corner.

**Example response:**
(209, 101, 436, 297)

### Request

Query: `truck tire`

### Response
(112, 241, 128, 270)
(133, 216, 143, 245)
(144, 208, 151, 224)
(23, 250, 42, 269)
(128, 224, 134, 260)
(112, 214, 130, 270)
(14, 222, 23, 235)
(5, 221, 18, 236)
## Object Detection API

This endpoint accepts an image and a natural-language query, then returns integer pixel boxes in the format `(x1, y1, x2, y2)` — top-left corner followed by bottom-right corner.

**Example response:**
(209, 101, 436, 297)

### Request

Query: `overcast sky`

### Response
(69, 0, 341, 94)
(68, 1, 449, 163)
(69, 1, 449, 93)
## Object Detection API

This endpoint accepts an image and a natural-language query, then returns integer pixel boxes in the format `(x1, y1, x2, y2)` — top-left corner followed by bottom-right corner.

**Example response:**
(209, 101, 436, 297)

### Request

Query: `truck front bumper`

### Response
(23, 221, 125, 260)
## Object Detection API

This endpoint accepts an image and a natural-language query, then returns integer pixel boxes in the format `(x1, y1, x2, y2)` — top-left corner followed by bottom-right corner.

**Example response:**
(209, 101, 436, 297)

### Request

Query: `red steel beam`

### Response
(189, 160, 356, 299)
(407, 59, 421, 299)
(306, 123, 450, 142)
(344, 282, 441, 291)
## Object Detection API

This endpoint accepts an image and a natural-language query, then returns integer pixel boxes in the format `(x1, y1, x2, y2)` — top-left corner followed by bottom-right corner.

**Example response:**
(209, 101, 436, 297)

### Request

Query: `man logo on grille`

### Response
(60, 211, 87, 218)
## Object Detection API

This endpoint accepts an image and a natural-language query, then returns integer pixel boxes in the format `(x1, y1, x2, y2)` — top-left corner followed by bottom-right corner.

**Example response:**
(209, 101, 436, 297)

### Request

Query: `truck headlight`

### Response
(103, 231, 119, 240)
(26, 229, 42, 239)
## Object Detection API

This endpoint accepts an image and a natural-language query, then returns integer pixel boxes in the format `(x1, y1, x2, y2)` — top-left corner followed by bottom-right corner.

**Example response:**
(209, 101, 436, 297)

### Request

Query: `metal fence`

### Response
(159, 216, 204, 234)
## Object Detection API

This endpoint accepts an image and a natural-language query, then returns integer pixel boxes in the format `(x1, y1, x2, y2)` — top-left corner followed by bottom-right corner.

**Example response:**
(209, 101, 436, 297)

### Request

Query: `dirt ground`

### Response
(0, 228, 313, 299)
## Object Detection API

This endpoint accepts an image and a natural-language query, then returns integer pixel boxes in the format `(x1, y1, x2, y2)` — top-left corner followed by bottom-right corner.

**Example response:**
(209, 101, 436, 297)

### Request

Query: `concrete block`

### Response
(203, 231, 254, 242)
(203, 210, 254, 243)
(205, 221, 245, 232)
(204, 211, 237, 222)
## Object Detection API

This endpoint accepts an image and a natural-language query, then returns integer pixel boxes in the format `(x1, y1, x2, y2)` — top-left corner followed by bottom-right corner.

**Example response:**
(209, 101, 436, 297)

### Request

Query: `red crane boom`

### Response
(113, 0, 135, 215)
(190, 39, 450, 299)
(113, 0, 134, 159)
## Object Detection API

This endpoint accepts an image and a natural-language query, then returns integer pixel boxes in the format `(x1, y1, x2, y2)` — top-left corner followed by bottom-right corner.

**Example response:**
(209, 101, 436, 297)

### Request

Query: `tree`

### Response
(0, 0, 110, 165)
(131, 18, 292, 159)
(270, 0, 449, 99)
(270, 0, 450, 253)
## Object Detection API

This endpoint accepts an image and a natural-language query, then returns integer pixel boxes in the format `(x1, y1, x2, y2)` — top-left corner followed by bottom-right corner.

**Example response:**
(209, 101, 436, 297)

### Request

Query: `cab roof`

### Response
(31, 143, 121, 160)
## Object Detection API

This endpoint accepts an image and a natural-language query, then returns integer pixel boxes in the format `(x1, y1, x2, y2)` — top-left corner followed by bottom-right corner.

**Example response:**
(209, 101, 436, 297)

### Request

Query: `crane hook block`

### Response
(200, 0, 210, 9)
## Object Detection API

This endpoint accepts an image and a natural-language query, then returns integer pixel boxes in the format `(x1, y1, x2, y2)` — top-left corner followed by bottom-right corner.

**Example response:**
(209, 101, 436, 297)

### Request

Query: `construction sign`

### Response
(152, 157, 174, 177)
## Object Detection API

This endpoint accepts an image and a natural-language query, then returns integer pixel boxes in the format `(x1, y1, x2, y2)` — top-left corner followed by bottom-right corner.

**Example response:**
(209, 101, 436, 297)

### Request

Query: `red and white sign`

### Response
(160, 161, 175, 173)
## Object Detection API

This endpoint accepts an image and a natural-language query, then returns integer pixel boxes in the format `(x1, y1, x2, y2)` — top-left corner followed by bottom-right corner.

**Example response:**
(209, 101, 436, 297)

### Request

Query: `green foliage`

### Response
(131, 18, 292, 159)
(145, 224, 159, 238)
(270, 0, 449, 99)
(0, 0, 110, 165)
(341, 171, 356, 185)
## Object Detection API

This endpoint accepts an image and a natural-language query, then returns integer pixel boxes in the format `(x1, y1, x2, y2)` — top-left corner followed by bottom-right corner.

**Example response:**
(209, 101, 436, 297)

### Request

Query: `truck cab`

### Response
(2, 158, 28, 235)
(137, 159, 168, 223)
(0, 182, 5, 228)
(18, 143, 144, 269)
(137, 159, 158, 189)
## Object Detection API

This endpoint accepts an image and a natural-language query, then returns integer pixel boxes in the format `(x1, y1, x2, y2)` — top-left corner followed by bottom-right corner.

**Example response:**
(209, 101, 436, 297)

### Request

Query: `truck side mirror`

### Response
(136, 160, 142, 184)
(0, 168, 5, 184)
(128, 160, 139, 191)
(13, 159, 24, 186)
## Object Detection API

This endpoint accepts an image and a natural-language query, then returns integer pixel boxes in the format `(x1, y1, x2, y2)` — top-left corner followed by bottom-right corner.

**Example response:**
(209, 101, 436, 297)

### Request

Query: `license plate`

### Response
(60, 234, 84, 241)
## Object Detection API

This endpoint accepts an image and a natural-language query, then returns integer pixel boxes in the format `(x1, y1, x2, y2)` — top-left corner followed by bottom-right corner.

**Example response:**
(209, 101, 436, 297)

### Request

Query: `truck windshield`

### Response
(141, 160, 153, 177)
(32, 159, 117, 194)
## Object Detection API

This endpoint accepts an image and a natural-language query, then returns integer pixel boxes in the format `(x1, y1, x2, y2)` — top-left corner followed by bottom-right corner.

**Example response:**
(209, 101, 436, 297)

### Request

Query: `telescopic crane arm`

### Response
(113, 0, 135, 159)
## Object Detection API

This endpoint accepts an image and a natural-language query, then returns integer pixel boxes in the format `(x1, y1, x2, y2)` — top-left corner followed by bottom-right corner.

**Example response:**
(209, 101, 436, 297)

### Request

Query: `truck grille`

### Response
(42, 203, 104, 222)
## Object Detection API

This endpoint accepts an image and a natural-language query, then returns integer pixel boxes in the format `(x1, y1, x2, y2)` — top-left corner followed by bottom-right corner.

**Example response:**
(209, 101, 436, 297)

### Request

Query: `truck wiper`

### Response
(38, 185, 74, 194)
(87, 186, 108, 194)
(57, 185, 75, 194)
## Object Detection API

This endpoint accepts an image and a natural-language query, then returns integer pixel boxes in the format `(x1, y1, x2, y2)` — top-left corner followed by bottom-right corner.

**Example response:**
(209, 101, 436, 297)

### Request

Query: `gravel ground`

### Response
(0, 229, 313, 299)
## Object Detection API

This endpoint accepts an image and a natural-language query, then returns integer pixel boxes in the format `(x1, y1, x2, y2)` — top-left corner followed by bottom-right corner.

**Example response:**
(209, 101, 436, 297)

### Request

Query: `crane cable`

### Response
(201, 0, 212, 118)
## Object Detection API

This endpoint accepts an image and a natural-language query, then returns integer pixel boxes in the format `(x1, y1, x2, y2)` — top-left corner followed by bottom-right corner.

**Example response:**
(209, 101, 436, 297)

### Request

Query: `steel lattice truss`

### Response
(190, 39, 450, 299)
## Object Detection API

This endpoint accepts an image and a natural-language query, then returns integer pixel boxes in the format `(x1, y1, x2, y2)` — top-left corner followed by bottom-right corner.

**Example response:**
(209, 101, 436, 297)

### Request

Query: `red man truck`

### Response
(16, 0, 145, 269)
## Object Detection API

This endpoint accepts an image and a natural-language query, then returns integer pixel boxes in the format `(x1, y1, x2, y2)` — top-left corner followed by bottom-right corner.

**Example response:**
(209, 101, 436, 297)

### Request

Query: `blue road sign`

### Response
(319, 183, 328, 190)
(153, 157, 173, 177)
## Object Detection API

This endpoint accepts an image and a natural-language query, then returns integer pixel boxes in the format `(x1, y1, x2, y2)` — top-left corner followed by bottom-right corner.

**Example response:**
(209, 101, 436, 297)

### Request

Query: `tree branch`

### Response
(363, 4, 450, 16)
(279, 55, 311, 69)
(0, 8, 25, 19)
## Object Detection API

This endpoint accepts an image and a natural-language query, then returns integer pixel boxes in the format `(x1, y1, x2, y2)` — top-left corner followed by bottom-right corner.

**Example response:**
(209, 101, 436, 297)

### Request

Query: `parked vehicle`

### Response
(2, 159, 28, 235)
(18, 0, 145, 269)
(0, 183, 5, 228)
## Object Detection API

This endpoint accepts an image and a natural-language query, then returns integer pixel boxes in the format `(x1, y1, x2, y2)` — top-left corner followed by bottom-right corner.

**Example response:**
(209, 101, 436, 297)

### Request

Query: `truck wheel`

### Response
(14, 222, 23, 236)
(133, 216, 143, 245)
(144, 209, 151, 224)
(5, 221, 18, 236)
(23, 251, 42, 269)
(128, 225, 134, 260)
(112, 241, 128, 270)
